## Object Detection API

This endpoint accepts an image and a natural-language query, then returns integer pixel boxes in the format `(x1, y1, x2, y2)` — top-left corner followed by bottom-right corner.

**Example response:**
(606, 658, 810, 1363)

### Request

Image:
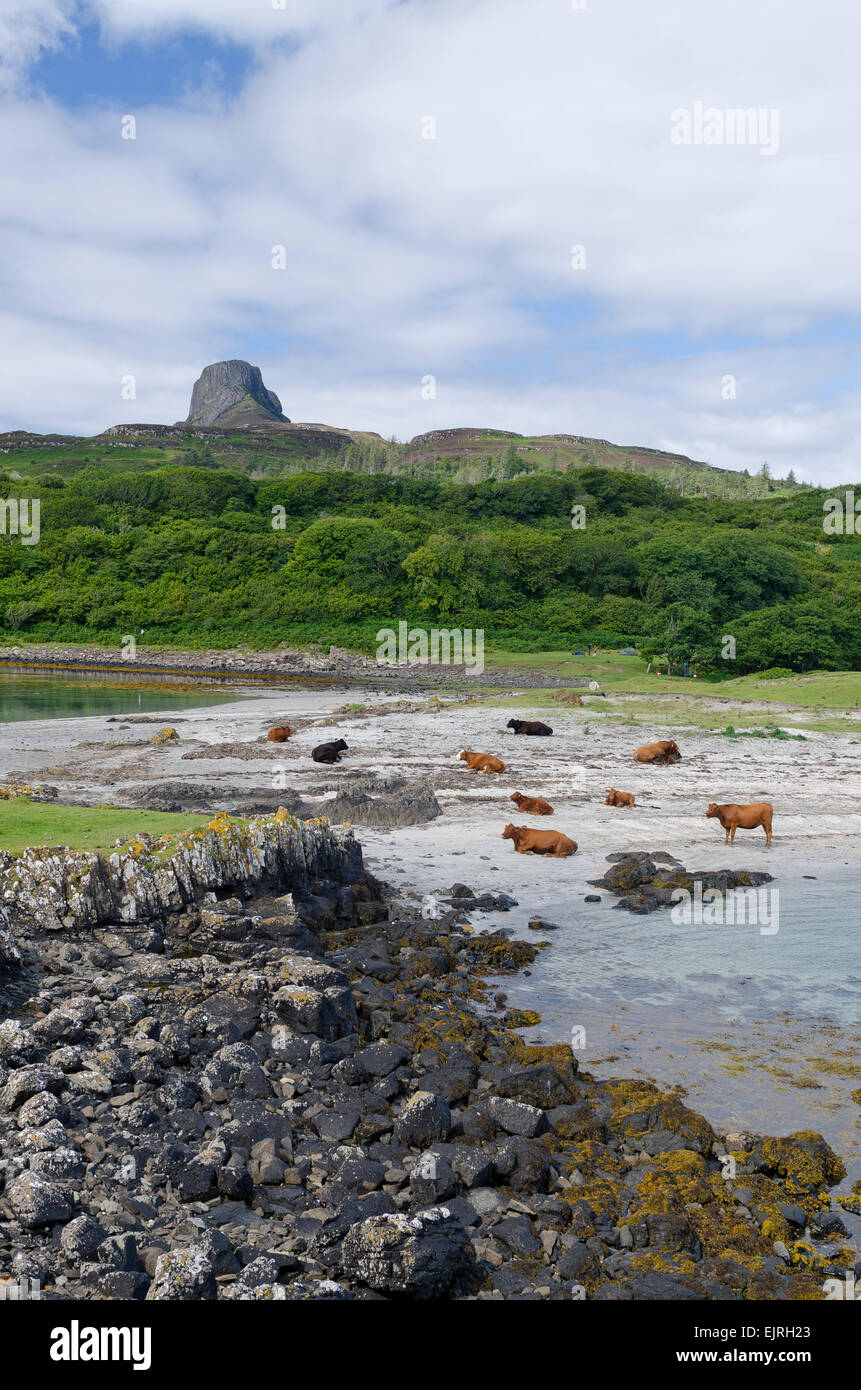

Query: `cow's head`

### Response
(705, 803, 720, 819)
(501, 823, 516, 839)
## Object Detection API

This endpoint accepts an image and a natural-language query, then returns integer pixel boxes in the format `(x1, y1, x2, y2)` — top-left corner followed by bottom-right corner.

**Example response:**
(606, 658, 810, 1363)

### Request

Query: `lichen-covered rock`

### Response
(0, 903, 21, 972)
(145, 1243, 217, 1300)
(272, 953, 358, 1039)
(8, 1172, 75, 1227)
(61, 1214, 106, 1263)
(341, 1207, 468, 1295)
(394, 1091, 451, 1147)
(0, 1019, 36, 1059)
(149, 726, 179, 744)
(1, 1064, 66, 1112)
(1, 810, 362, 932)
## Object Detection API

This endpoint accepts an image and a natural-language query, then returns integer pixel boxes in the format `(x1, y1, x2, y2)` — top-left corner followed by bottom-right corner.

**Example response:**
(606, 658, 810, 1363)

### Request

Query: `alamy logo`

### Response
(823, 491, 861, 534)
(50, 1320, 151, 1370)
(376, 622, 484, 674)
(671, 102, 780, 156)
(0, 1276, 40, 1299)
(670, 882, 779, 935)
(0, 498, 40, 545)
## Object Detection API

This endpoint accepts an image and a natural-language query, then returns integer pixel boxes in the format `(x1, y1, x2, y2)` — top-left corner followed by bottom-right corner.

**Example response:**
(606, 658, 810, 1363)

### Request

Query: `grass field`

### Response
(0, 801, 211, 854)
(480, 648, 861, 733)
(488, 647, 861, 705)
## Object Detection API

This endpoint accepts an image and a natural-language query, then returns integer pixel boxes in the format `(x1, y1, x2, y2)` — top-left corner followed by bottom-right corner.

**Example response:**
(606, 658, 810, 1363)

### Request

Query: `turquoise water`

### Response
(492, 863, 861, 1191)
(0, 671, 249, 723)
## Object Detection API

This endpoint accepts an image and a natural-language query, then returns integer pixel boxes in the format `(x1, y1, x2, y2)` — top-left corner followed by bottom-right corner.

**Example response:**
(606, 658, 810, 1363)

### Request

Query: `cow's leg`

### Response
(730, 826, 736, 844)
(724, 827, 730, 844)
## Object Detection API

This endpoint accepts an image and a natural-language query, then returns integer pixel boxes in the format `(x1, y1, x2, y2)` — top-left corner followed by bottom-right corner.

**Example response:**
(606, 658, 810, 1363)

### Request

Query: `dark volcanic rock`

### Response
(590, 852, 773, 916)
(183, 360, 289, 427)
(0, 815, 845, 1306)
(316, 786, 442, 829)
(341, 1207, 469, 1296)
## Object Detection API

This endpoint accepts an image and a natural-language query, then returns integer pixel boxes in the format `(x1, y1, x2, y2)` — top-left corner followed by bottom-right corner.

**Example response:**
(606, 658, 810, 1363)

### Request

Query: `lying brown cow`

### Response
(633, 739, 681, 765)
(706, 802, 773, 848)
(501, 823, 577, 857)
(605, 788, 635, 807)
(266, 725, 293, 743)
(459, 749, 506, 774)
(510, 791, 554, 815)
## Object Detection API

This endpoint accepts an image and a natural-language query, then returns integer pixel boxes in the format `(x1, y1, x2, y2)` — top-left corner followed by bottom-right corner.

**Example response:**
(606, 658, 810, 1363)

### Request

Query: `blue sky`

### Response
(30, 21, 256, 107)
(1, 0, 860, 481)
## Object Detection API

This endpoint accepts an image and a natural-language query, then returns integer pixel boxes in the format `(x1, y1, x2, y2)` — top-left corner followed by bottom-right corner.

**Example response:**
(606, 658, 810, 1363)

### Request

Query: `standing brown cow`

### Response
(706, 802, 773, 848)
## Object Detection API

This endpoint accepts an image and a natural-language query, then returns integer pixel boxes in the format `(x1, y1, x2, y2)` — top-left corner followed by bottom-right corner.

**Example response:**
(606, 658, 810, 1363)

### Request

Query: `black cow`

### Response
(312, 739, 349, 764)
(506, 718, 553, 736)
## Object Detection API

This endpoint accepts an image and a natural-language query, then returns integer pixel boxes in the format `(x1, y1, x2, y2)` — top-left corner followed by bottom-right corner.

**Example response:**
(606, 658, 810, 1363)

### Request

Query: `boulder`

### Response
(341, 1207, 469, 1296)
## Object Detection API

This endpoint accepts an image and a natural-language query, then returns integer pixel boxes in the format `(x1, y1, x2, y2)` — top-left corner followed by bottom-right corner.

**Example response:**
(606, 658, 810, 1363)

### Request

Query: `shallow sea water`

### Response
(486, 863, 861, 1201)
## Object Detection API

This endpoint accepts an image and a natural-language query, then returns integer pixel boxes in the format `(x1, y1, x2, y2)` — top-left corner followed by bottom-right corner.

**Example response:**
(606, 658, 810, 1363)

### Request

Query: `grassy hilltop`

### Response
(1, 417, 804, 498)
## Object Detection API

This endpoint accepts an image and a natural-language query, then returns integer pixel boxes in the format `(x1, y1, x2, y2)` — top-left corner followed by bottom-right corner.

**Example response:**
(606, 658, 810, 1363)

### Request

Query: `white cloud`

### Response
(1, 0, 860, 481)
(90, 0, 397, 44)
(0, 0, 78, 89)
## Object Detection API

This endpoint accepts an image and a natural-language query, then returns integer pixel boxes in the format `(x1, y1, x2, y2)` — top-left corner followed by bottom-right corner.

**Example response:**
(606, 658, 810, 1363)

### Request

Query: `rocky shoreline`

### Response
(0, 642, 582, 691)
(0, 816, 855, 1301)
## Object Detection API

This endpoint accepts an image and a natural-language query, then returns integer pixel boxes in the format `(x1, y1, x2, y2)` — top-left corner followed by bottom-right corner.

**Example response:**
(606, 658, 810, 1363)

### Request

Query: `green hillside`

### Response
(0, 459, 853, 674)
(0, 419, 807, 500)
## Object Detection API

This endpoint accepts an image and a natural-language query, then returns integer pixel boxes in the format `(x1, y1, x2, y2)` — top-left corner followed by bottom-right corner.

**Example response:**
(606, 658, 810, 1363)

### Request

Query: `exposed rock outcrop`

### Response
(0, 850, 848, 1302)
(0, 811, 360, 934)
(315, 786, 442, 829)
(183, 360, 289, 428)
(590, 851, 773, 915)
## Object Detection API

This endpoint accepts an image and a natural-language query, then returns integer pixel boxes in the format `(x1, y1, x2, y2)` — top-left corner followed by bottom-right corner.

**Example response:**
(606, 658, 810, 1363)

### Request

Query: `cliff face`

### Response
(183, 360, 289, 427)
(0, 811, 361, 941)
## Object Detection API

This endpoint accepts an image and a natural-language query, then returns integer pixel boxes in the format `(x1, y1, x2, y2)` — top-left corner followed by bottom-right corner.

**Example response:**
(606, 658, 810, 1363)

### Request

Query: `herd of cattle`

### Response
(266, 719, 774, 857)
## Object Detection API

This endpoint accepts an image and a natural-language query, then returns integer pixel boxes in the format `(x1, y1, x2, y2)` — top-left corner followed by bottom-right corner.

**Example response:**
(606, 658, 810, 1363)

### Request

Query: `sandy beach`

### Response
(2, 680, 859, 1206)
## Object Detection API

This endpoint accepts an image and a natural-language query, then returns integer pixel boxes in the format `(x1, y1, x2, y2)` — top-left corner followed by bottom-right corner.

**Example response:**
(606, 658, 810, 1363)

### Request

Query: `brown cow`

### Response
(510, 791, 554, 815)
(501, 823, 577, 857)
(633, 739, 681, 765)
(459, 749, 506, 774)
(605, 788, 635, 807)
(266, 725, 293, 743)
(706, 802, 773, 848)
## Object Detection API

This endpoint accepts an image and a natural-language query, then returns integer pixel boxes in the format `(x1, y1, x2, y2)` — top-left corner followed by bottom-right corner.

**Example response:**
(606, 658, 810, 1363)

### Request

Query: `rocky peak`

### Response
(183, 360, 289, 427)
